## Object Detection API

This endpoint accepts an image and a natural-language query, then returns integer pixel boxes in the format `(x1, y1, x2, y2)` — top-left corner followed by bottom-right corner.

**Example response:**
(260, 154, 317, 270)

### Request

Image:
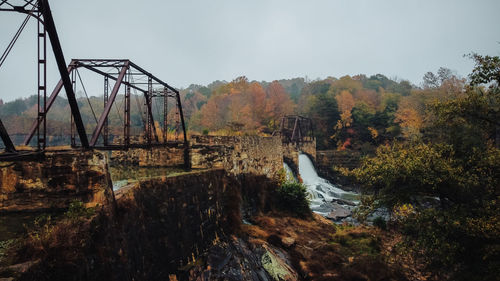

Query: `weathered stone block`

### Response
(0, 150, 114, 213)
(190, 135, 284, 178)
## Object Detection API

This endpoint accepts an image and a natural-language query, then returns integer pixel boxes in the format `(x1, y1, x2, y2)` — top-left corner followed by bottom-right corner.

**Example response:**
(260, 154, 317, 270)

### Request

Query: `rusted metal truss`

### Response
(0, 119, 16, 153)
(23, 59, 188, 149)
(0, 1, 38, 17)
(1, 1, 187, 153)
(1, 0, 89, 149)
(279, 115, 314, 144)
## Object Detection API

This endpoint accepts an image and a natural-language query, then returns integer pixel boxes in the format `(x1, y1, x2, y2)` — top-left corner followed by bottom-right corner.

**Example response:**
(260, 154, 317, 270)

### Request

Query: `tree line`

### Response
(346, 53, 499, 280)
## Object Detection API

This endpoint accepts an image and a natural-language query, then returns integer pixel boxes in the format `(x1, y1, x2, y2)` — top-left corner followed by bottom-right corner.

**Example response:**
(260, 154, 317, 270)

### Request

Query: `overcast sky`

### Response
(1, 0, 499, 102)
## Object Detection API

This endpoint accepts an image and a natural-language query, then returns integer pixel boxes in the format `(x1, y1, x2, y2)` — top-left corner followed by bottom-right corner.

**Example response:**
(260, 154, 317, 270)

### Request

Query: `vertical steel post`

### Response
(37, 8, 47, 150)
(70, 69, 76, 147)
(291, 117, 299, 143)
(23, 64, 75, 146)
(40, 0, 89, 148)
(144, 77, 159, 144)
(175, 98, 180, 141)
(163, 88, 168, 143)
(147, 77, 152, 145)
(175, 91, 188, 144)
(103, 76, 109, 146)
(89, 64, 128, 147)
(124, 79, 130, 149)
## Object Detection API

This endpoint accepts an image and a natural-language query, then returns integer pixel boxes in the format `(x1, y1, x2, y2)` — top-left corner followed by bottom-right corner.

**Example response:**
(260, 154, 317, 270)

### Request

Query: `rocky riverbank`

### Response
(1, 167, 402, 281)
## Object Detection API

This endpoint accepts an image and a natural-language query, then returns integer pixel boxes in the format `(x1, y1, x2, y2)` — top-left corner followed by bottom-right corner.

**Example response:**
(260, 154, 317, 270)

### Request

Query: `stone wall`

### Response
(316, 150, 361, 189)
(0, 150, 114, 213)
(9, 169, 277, 280)
(111, 169, 241, 278)
(108, 136, 284, 178)
(190, 135, 283, 178)
(109, 143, 188, 167)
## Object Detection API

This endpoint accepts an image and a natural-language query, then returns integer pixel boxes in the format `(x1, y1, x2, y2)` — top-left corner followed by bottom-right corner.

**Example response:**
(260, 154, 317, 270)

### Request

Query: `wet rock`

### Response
(261, 245, 298, 281)
(191, 238, 271, 281)
(326, 203, 352, 221)
(188, 236, 299, 281)
(331, 198, 357, 206)
(367, 207, 390, 223)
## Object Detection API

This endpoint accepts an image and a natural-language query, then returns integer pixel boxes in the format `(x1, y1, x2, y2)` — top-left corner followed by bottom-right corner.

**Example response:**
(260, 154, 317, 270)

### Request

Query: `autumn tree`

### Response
(349, 54, 500, 280)
(264, 81, 295, 131)
(394, 97, 424, 139)
(332, 90, 356, 149)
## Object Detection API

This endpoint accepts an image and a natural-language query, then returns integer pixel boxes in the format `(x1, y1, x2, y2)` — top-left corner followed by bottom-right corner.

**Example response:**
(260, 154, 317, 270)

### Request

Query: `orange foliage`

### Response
(394, 99, 423, 138)
(194, 78, 294, 134)
(353, 89, 380, 111)
(336, 90, 355, 113)
(265, 81, 295, 124)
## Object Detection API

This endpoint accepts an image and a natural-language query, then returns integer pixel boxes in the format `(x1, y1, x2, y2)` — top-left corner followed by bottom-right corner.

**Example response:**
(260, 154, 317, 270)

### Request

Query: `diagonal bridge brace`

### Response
(3, 0, 89, 148)
(89, 62, 128, 147)
(3, 1, 187, 150)
(23, 58, 188, 149)
(0, 118, 16, 153)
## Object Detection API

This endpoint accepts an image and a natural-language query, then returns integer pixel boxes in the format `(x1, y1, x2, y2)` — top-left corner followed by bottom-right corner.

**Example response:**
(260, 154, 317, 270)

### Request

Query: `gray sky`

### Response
(1, 0, 499, 102)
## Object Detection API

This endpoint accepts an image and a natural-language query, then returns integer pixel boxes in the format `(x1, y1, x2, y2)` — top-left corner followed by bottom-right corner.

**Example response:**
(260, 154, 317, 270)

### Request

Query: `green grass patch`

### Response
(330, 225, 381, 257)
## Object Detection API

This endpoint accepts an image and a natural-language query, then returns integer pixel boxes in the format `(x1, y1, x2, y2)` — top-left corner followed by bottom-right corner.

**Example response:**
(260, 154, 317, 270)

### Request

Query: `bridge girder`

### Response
(279, 115, 314, 144)
(23, 59, 188, 149)
(1, 1, 187, 153)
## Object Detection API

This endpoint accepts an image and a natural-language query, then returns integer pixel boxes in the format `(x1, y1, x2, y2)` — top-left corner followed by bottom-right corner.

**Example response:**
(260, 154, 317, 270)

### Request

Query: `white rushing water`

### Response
(298, 154, 359, 216)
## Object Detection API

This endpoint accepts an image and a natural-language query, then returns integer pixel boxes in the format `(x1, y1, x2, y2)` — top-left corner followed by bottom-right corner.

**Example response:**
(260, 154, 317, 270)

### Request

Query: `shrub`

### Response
(276, 181, 311, 218)
(274, 168, 288, 185)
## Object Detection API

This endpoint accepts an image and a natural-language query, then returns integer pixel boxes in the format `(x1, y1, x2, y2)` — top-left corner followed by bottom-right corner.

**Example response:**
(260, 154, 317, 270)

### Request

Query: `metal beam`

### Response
(0, 118, 16, 153)
(23, 64, 74, 145)
(128, 61, 178, 93)
(90, 64, 128, 146)
(176, 90, 188, 144)
(163, 88, 168, 143)
(40, 0, 88, 148)
(145, 78, 159, 143)
(79, 64, 146, 93)
(291, 117, 299, 142)
(2, 3, 187, 150)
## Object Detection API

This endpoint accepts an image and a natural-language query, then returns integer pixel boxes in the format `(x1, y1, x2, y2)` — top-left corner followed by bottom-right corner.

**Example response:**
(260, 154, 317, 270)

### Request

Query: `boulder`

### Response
(261, 244, 298, 281)
(326, 203, 351, 221)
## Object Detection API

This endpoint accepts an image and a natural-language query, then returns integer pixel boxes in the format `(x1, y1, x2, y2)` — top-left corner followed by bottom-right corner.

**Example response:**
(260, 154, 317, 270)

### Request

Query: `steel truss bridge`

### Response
(278, 115, 314, 144)
(0, 0, 187, 158)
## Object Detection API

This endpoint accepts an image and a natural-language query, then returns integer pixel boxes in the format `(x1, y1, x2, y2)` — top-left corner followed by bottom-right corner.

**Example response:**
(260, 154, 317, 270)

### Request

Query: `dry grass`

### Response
(242, 213, 408, 281)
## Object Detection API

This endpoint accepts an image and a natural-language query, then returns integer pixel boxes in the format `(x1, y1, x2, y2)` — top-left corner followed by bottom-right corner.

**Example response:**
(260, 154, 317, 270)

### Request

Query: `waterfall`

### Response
(298, 154, 359, 217)
(283, 162, 297, 182)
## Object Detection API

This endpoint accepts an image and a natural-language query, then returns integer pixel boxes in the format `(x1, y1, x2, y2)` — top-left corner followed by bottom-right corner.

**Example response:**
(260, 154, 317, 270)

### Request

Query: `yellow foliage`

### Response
(368, 127, 378, 140)
(393, 204, 415, 221)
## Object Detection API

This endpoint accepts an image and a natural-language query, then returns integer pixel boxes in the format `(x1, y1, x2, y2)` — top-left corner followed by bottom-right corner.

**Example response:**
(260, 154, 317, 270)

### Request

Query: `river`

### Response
(295, 154, 360, 221)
